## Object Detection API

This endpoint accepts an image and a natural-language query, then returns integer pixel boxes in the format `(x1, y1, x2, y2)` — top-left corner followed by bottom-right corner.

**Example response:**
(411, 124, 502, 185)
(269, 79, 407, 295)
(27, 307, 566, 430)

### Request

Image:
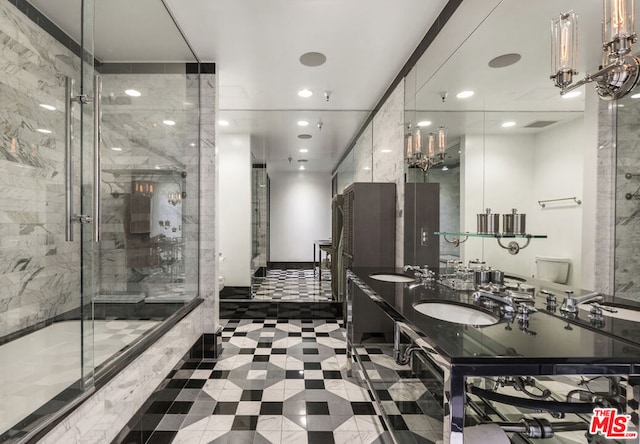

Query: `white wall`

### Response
(462, 133, 536, 276)
(270, 172, 331, 262)
(460, 119, 586, 286)
(531, 117, 584, 285)
(219, 134, 252, 286)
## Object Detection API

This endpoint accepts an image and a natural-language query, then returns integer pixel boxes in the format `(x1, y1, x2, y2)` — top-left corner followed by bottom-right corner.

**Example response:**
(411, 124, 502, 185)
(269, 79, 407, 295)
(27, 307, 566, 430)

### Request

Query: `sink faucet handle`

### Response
(592, 302, 618, 313)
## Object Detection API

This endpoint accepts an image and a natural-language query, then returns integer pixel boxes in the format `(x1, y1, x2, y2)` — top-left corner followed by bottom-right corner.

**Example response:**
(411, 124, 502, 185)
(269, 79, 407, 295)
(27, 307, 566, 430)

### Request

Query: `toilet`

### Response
(535, 256, 571, 284)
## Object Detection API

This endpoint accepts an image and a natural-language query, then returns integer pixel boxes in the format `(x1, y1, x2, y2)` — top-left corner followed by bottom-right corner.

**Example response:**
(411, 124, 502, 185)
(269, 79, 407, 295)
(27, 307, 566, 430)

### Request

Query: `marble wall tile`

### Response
(198, 73, 218, 333)
(372, 81, 405, 266)
(0, 0, 82, 337)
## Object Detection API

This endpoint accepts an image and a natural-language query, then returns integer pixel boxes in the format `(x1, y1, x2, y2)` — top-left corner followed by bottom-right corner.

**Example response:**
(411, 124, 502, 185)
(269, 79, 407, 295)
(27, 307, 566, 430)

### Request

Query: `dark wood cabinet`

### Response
(404, 182, 440, 269)
(341, 182, 396, 279)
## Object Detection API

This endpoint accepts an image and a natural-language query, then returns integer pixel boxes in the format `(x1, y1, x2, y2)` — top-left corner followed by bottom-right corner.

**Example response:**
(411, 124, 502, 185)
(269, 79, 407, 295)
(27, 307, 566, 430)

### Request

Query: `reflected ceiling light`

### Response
(364, 166, 371, 171)
(218, 120, 230, 126)
(417, 121, 432, 127)
(442, 166, 449, 171)
(297, 120, 309, 127)
(299, 148, 309, 153)
(456, 90, 475, 99)
(298, 89, 313, 98)
(381, 148, 392, 153)
(111, 147, 123, 151)
(299, 165, 306, 170)
(561, 90, 582, 99)
(631, 92, 640, 98)
(190, 143, 196, 147)
(551, 3, 640, 100)
(163, 120, 175, 126)
(39, 104, 56, 111)
(501, 121, 517, 128)
(37, 128, 52, 134)
(125, 89, 141, 97)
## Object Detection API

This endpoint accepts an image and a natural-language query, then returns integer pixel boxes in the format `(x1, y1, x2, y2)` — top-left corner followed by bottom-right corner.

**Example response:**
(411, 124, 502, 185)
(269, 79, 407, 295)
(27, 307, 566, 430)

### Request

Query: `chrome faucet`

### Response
(403, 265, 435, 283)
(473, 290, 516, 312)
(560, 291, 604, 313)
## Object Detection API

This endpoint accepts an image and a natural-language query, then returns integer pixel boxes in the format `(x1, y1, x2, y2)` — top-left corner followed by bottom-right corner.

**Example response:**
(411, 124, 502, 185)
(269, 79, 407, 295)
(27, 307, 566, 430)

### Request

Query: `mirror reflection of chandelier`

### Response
(133, 181, 153, 197)
(168, 192, 182, 206)
(405, 125, 447, 171)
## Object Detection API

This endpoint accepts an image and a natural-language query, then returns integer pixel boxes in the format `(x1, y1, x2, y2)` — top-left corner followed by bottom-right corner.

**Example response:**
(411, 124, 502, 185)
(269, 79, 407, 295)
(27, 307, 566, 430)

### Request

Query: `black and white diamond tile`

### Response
(113, 319, 394, 444)
(253, 269, 332, 302)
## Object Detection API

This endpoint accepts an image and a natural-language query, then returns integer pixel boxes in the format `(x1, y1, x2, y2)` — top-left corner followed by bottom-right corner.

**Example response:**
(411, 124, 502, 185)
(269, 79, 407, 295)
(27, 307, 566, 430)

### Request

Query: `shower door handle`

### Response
(64, 75, 102, 242)
(65, 76, 74, 242)
(93, 75, 102, 242)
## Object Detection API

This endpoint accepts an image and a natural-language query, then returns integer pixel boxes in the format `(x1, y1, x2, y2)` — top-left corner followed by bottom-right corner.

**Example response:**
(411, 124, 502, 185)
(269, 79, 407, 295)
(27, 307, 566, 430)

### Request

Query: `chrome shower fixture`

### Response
(550, 1, 640, 100)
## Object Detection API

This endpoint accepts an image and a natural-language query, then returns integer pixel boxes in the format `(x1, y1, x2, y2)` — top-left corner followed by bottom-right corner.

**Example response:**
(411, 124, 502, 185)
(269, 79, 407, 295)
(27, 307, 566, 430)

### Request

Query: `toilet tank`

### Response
(535, 256, 571, 284)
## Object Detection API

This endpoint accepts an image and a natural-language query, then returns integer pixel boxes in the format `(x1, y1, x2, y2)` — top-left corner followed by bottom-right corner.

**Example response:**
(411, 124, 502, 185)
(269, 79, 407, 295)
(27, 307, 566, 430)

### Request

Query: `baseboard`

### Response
(268, 262, 314, 269)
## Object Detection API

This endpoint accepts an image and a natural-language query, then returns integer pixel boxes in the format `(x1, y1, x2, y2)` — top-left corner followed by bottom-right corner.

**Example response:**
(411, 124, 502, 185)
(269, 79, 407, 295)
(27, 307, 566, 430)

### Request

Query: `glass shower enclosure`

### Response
(0, 0, 202, 439)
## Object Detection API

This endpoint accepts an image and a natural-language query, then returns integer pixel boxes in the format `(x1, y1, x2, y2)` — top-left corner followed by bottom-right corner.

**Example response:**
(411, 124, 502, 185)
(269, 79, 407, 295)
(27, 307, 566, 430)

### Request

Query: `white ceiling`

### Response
(27, 0, 617, 174)
(29, 0, 448, 173)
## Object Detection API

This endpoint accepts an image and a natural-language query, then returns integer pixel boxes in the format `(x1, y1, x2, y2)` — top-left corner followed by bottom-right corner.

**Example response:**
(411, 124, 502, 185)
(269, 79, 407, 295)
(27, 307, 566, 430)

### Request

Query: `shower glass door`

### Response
(0, 0, 96, 437)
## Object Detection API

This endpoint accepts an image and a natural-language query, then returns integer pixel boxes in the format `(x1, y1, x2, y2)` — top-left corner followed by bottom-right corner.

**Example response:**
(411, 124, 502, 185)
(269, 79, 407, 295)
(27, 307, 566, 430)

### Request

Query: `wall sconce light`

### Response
(405, 124, 448, 171)
(551, 0, 640, 100)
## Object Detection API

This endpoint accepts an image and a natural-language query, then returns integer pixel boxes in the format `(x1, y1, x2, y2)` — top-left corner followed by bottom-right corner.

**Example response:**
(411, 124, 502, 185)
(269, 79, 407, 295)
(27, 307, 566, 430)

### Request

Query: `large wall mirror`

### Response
(404, 0, 605, 289)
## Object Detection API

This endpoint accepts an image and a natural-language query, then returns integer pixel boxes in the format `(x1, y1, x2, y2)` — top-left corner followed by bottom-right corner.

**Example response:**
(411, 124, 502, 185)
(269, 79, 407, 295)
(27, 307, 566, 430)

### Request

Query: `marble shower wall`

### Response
(0, 0, 83, 338)
(614, 98, 640, 302)
(99, 70, 201, 300)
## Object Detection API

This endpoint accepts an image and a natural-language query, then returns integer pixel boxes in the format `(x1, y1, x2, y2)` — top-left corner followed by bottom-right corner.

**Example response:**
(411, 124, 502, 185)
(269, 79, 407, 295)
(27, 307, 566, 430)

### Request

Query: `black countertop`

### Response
(349, 268, 640, 368)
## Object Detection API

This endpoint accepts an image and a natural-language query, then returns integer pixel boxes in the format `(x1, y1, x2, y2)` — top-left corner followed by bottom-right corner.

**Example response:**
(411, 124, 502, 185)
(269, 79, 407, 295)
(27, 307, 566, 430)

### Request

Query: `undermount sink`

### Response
(579, 303, 640, 322)
(413, 300, 500, 326)
(369, 273, 415, 283)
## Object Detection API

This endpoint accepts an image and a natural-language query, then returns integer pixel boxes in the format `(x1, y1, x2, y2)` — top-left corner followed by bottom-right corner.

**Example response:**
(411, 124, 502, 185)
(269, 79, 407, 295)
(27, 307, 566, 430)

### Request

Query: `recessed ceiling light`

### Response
(299, 165, 306, 171)
(632, 93, 640, 99)
(297, 120, 309, 127)
(39, 104, 56, 111)
(37, 128, 52, 134)
(442, 166, 449, 171)
(501, 121, 516, 128)
(218, 120, 230, 126)
(381, 148, 392, 153)
(417, 121, 431, 127)
(125, 89, 141, 97)
(190, 143, 196, 147)
(298, 134, 312, 139)
(299, 52, 327, 67)
(299, 148, 309, 153)
(111, 147, 123, 151)
(298, 89, 313, 98)
(488, 53, 521, 68)
(562, 91, 581, 99)
(364, 166, 371, 171)
(456, 90, 475, 99)
(163, 120, 175, 126)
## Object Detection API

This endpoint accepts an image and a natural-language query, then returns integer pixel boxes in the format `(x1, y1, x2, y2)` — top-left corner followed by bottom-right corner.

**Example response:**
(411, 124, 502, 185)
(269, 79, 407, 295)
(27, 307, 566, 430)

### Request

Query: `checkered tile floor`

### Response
(252, 269, 333, 302)
(113, 319, 394, 444)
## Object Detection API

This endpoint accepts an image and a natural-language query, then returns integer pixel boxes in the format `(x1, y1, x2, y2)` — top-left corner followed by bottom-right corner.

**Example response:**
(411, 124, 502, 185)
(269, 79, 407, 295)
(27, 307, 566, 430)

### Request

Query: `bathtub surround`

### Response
(38, 304, 204, 444)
